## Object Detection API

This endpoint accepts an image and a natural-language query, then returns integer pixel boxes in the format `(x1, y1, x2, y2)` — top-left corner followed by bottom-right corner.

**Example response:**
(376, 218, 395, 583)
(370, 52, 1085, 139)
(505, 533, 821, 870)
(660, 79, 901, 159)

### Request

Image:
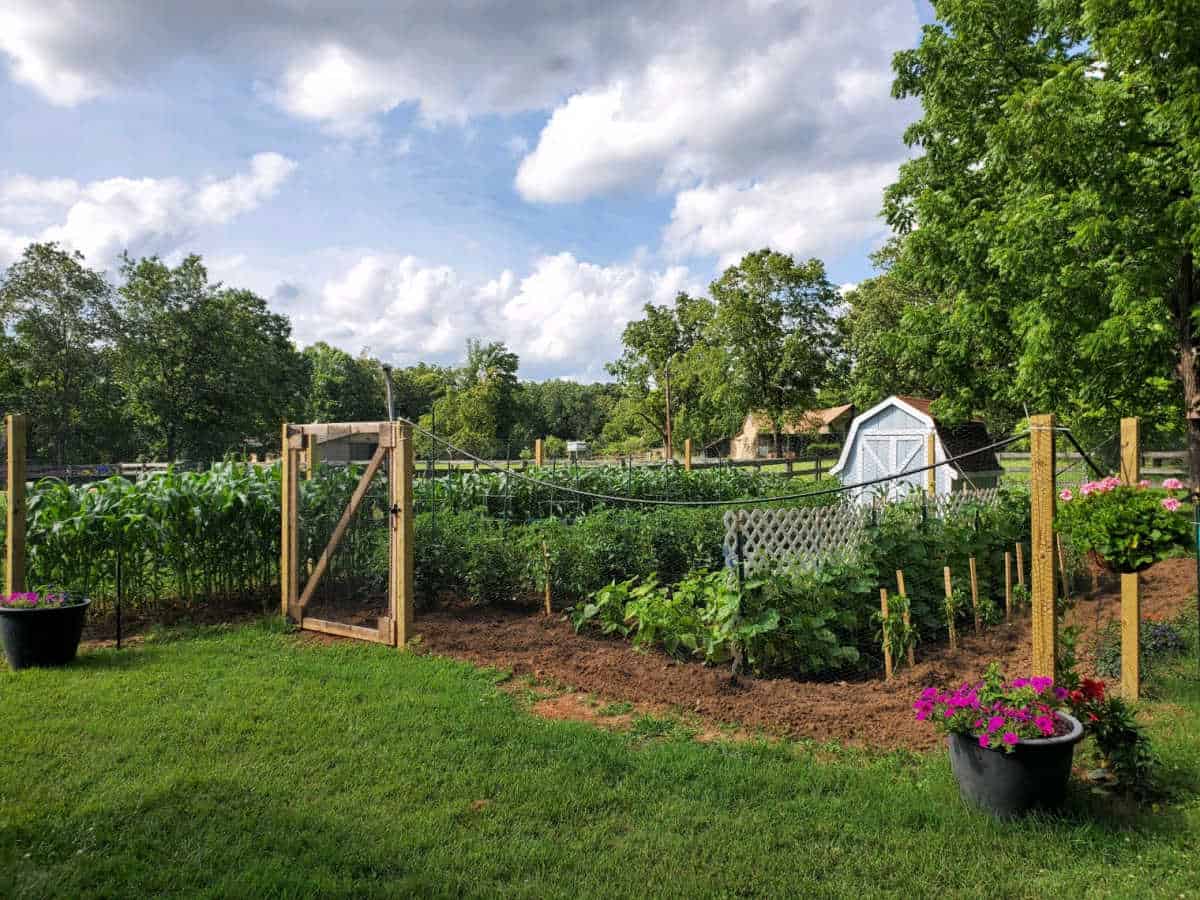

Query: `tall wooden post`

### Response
(305, 433, 320, 480)
(926, 432, 937, 497)
(1004, 551, 1013, 621)
(683, 437, 693, 471)
(280, 423, 299, 619)
(5, 414, 27, 595)
(534, 438, 544, 467)
(391, 422, 415, 648)
(1030, 413, 1057, 678)
(880, 588, 893, 681)
(1120, 416, 1140, 699)
(969, 556, 981, 635)
(943, 566, 958, 650)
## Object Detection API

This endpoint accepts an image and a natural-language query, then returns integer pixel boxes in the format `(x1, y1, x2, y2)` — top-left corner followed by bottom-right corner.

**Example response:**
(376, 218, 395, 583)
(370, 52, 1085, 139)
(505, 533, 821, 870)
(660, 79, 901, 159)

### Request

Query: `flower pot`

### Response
(947, 712, 1084, 819)
(0, 599, 91, 671)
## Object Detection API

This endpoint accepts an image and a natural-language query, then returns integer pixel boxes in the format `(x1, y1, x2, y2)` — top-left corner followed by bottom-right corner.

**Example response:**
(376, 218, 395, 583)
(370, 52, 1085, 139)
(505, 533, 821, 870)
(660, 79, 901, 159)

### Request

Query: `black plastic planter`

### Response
(0, 599, 91, 671)
(947, 712, 1084, 820)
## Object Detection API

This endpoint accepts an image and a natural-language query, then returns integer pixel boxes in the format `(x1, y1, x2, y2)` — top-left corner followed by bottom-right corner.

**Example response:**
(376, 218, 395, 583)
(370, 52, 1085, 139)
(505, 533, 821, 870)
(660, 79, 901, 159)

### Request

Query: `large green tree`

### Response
(886, 0, 1200, 476)
(605, 292, 736, 455)
(709, 250, 840, 455)
(302, 343, 387, 423)
(0, 243, 130, 463)
(110, 255, 305, 459)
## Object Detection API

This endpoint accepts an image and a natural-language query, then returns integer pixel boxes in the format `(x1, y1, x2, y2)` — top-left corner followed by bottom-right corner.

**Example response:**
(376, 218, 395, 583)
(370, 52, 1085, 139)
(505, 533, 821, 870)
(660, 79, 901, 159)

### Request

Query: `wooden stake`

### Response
(4, 413, 26, 595)
(542, 540, 552, 616)
(969, 556, 981, 635)
(1120, 416, 1140, 699)
(1004, 551, 1013, 622)
(683, 437, 693, 471)
(896, 569, 914, 667)
(534, 438, 544, 467)
(943, 566, 957, 651)
(393, 422, 415, 648)
(1030, 413, 1057, 678)
(1015, 542, 1026, 590)
(926, 432, 937, 497)
(880, 588, 893, 682)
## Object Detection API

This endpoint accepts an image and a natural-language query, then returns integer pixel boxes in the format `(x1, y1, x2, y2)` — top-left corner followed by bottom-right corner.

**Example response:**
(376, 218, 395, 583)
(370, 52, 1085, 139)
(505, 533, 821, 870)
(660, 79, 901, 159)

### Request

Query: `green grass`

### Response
(4, 622, 1200, 898)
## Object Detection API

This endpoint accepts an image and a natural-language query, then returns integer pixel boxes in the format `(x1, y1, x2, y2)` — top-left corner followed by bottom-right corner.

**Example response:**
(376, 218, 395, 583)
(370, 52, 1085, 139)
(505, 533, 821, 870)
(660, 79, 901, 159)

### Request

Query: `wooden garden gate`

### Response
(280, 421, 414, 646)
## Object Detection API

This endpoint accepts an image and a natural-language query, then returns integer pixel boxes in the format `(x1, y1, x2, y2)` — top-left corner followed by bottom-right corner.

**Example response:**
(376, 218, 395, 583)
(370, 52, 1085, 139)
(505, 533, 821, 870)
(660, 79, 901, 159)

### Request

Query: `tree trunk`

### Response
(1173, 252, 1200, 491)
(772, 426, 781, 458)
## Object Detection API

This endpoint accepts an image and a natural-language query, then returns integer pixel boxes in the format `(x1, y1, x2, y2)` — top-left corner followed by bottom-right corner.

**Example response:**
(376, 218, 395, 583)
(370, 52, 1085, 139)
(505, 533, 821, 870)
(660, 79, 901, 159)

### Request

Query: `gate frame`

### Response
(280, 420, 414, 647)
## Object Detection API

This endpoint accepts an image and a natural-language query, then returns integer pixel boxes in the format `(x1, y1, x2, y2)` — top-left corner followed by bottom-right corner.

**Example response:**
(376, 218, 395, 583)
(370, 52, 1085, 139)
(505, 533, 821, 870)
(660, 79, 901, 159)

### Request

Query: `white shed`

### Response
(829, 396, 1002, 503)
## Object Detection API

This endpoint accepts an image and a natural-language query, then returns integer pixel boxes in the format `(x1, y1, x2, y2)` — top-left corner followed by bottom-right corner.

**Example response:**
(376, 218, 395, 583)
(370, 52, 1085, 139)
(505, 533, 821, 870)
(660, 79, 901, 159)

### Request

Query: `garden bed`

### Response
(418, 558, 1197, 751)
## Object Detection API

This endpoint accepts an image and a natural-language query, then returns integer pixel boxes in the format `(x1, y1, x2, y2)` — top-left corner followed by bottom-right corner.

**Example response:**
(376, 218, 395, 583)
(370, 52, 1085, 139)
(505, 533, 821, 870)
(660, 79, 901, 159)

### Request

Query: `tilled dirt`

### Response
(419, 558, 1197, 751)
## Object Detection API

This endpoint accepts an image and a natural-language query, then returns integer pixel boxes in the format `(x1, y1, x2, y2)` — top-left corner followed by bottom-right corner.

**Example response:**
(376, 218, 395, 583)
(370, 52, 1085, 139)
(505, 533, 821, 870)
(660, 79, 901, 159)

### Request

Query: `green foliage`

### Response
(413, 465, 839, 523)
(110, 254, 305, 460)
(1056, 481, 1190, 573)
(711, 251, 842, 454)
(301, 342, 388, 423)
(1092, 616, 1191, 682)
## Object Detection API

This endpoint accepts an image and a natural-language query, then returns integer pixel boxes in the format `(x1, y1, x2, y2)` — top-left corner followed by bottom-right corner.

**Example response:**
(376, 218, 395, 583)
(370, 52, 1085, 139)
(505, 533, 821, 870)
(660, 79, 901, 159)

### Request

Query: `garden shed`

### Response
(829, 396, 1002, 502)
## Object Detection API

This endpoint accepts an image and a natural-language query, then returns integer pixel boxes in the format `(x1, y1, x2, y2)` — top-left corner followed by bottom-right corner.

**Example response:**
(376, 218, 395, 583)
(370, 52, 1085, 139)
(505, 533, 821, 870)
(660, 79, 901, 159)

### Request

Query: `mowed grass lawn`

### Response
(4, 623, 1200, 898)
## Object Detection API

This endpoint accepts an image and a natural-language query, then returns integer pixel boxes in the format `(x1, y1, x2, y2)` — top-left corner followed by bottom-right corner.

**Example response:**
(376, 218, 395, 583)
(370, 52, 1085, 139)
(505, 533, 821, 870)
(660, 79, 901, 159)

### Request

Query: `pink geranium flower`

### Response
(1059, 488, 1073, 501)
(1162, 477, 1184, 490)
(1162, 497, 1181, 512)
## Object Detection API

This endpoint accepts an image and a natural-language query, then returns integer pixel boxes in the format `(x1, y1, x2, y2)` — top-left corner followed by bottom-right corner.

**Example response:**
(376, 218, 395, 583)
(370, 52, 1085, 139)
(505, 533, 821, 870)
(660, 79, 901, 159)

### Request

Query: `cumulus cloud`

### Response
(0, 153, 296, 266)
(286, 252, 703, 379)
(662, 162, 900, 267)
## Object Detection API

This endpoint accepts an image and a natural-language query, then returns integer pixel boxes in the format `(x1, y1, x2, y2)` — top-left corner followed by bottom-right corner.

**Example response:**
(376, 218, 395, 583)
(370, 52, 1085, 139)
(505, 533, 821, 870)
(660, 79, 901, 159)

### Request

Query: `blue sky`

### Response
(0, 1, 932, 380)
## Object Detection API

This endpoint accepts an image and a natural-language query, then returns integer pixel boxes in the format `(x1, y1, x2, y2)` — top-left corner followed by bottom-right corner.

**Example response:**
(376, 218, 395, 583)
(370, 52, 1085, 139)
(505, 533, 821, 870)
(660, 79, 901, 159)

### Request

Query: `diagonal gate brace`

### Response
(296, 444, 388, 614)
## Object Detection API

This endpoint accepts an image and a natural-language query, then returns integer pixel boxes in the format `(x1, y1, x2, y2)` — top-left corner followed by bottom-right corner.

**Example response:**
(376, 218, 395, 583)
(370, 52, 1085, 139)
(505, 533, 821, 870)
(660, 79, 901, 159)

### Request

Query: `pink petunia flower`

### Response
(1001, 732, 1019, 747)
(978, 734, 990, 749)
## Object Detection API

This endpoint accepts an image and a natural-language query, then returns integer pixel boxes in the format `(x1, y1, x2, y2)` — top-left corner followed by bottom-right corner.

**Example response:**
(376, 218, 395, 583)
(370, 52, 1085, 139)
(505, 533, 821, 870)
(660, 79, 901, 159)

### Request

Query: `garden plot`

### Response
(416, 557, 1197, 751)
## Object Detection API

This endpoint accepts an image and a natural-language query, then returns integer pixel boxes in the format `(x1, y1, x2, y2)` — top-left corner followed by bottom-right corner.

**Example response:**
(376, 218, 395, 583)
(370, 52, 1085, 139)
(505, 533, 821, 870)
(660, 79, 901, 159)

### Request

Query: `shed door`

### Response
(860, 433, 926, 500)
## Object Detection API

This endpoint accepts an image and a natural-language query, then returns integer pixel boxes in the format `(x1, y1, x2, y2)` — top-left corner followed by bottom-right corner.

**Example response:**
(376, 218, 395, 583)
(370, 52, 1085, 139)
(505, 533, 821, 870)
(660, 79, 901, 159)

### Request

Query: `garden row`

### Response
(0, 462, 832, 614)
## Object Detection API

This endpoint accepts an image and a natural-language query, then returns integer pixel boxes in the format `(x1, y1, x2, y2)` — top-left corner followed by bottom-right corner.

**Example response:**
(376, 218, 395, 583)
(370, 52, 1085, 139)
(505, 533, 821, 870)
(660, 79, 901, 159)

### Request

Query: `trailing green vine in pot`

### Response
(1055, 477, 1190, 574)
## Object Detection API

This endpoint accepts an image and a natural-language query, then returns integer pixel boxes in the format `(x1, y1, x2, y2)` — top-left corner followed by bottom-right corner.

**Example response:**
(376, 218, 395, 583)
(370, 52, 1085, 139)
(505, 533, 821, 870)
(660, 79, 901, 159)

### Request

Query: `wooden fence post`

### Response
(392, 422, 415, 648)
(1015, 542, 1026, 594)
(896, 569, 914, 667)
(880, 588, 893, 681)
(1056, 533, 1071, 601)
(5, 413, 27, 595)
(684, 438, 693, 472)
(926, 432, 937, 497)
(280, 423, 299, 619)
(1030, 413, 1057, 678)
(1120, 416, 1140, 699)
(541, 540, 552, 616)
(943, 566, 958, 650)
(969, 556, 981, 635)
(534, 438, 544, 467)
(1004, 551, 1013, 622)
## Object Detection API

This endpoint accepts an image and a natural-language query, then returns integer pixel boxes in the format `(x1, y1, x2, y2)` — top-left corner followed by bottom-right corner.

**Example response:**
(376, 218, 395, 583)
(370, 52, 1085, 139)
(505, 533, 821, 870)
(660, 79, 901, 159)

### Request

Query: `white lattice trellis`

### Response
(723, 505, 870, 575)
(724, 488, 1004, 575)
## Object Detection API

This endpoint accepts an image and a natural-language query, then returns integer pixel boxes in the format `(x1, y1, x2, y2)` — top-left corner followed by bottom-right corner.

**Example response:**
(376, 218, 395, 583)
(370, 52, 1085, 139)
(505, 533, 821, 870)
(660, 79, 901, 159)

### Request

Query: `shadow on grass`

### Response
(2, 777, 446, 896)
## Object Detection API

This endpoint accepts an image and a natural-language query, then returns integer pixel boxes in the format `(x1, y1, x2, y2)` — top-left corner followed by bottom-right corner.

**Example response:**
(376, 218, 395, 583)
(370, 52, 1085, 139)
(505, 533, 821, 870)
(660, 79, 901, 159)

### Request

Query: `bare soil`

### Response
(418, 558, 1197, 751)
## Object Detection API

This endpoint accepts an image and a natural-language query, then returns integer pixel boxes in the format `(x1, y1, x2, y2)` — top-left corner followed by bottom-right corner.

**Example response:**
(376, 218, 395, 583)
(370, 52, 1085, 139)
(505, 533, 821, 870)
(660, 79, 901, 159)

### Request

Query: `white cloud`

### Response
(663, 162, 900, 267)
(0, 153, 296, 266)
(285, 252, 703, 379)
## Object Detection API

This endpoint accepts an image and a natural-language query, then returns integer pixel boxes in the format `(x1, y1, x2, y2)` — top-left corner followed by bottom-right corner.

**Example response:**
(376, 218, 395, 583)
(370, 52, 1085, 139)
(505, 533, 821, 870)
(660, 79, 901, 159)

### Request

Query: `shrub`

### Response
(1056, 477, 1190, 573)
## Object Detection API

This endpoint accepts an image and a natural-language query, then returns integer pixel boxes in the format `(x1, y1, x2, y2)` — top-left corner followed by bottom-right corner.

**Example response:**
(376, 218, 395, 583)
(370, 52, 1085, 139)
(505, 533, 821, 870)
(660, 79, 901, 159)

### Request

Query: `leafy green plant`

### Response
(1056, 477, 1190, 573)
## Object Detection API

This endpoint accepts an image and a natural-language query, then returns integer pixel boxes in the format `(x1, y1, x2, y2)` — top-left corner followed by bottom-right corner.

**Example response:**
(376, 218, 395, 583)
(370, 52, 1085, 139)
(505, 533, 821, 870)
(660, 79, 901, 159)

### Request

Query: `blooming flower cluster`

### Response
(1055, 474, 1191, 573)
(914, 665, 1070, 752)
(0, 592, 73, 610)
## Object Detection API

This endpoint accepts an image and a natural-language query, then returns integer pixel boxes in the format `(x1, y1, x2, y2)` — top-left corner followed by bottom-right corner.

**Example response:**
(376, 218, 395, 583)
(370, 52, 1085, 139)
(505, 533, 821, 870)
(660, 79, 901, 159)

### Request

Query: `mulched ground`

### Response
(418, 558, 1198, 751)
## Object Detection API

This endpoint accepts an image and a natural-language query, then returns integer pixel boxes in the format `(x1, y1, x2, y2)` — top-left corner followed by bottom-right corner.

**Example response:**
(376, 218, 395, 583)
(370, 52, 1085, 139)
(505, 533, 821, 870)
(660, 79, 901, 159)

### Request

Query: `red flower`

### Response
(1088, 712, 1099, 722)
(1081, 679, 1106, 701)
(1068, 690, 1084, 704)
